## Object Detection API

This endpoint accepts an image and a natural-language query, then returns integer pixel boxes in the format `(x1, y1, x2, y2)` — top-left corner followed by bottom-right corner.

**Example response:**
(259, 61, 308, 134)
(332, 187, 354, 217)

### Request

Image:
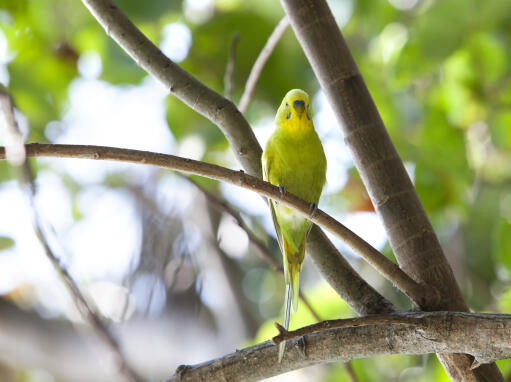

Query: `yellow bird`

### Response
(262, 89, 327, 361)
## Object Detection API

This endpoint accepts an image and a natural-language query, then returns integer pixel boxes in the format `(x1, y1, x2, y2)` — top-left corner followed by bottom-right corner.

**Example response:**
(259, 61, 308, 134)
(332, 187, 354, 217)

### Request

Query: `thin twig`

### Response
(224, 32, 240, 101)
(238, 16, 289, 113)
(298, 291, 321, 322)
(0, 92, 140, 382)
(209, 233, 261, 336)
(29, 193, 141, 382)
(0, 143, 431, 306)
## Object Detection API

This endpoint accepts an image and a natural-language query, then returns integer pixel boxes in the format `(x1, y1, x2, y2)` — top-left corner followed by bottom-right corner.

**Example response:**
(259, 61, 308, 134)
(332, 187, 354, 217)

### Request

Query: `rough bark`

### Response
(165, 311, 511, 382)
(280, 0, 504, 380)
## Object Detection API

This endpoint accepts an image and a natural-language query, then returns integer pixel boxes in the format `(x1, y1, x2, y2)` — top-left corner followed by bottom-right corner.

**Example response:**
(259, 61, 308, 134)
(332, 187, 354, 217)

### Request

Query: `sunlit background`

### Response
(1, 0, 511, 381)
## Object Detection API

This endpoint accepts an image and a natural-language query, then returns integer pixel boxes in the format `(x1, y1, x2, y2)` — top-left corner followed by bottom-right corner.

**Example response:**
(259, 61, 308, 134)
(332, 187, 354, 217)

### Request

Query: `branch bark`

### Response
(0, 143, 426, 305)
(280, 0, 504, 380)
(80, 0, 393, 320)
(165, 311, 511, 382)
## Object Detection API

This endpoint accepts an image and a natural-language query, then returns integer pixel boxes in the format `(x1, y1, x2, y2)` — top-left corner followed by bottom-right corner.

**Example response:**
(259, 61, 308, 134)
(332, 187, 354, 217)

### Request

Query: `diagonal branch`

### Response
(80, 0, 395, 320)
(164, 311, 511, 382)
(0, 143, 429, 305)
(238, 16, 290, 113)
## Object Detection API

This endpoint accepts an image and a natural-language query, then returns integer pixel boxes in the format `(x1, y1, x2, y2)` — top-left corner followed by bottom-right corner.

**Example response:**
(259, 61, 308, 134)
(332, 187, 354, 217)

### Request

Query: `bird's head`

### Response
(275, 89, 313, 130)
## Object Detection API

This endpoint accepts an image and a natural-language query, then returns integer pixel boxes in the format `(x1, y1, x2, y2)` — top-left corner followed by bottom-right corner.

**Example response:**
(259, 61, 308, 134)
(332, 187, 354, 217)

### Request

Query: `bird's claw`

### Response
(309, 202, 318, 217)
(277, 184, 286, 197)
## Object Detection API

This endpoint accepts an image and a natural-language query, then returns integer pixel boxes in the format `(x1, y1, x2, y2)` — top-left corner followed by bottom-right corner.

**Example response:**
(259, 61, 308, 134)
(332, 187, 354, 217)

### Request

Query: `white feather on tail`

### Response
(278, 283, 292, 362)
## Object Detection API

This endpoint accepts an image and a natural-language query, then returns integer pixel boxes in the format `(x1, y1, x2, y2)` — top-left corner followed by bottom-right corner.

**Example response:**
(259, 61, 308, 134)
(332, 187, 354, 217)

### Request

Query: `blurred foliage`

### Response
(0, 235, 14, 250)
(2, 0, 511, 380)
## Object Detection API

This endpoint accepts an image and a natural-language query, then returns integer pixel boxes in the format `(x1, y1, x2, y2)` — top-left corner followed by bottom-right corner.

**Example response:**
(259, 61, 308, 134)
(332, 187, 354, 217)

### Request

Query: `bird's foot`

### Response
(309, 202, 318, 218)
(277, 184, 286, 197)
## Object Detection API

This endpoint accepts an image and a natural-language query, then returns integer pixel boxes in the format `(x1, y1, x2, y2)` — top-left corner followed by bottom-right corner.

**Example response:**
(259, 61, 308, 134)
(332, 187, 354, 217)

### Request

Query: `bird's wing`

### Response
(262, 148, 284, 254)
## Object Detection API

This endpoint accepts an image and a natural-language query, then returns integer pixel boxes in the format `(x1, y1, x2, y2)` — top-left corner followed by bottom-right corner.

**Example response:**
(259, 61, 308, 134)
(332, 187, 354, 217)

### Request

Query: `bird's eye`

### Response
(285, 102, 289, 107)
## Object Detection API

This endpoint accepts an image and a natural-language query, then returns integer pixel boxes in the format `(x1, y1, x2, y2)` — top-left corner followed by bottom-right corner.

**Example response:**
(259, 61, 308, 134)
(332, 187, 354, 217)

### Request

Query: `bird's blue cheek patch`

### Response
(286, 112, 291, 120)
(306, 112, 310, 120)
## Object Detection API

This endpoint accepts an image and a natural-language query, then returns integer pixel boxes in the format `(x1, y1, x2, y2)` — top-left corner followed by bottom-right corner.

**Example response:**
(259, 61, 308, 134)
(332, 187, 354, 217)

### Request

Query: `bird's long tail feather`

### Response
(279, 255, 301, 362)
(278, 282, 292, 362)
(290, 263, 300, 314)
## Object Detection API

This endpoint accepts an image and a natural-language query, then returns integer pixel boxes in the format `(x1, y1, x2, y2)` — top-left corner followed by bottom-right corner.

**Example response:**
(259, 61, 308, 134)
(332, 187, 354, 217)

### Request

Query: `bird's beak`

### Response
(293, 100, 305, 118)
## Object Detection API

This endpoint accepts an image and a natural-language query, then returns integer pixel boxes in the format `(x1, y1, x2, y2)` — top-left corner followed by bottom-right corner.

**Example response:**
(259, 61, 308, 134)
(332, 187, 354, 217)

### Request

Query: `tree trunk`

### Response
(280, 0, 504, 380)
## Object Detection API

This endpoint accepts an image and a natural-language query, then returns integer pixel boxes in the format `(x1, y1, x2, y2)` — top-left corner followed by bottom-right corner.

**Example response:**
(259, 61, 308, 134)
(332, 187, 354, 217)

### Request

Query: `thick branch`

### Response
(1, 143, 426, 304)
(79, 0, 392, 318)
(165, 311, 511, 382)
(281, 0, 503, 380)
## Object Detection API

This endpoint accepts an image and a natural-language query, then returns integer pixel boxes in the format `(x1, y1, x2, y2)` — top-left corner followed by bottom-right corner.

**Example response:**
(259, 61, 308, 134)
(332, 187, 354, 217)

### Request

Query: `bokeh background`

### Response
(1, 0, 511, 381)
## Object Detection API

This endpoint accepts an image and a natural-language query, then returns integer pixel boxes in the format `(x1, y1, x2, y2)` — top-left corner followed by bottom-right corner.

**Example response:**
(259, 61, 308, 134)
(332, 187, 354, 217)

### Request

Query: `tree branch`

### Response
(224, 33, 240, 101)
(80, 0, 395, 322)
(238, 16, 290, 113)
(280, 0, 504, 379)
(164, 311, 511, 382)
(0, 143, 429, 305)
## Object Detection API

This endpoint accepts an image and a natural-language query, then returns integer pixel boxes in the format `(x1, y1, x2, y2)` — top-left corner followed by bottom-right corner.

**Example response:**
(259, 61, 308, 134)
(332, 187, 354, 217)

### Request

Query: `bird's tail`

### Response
(278, 283, 292, 362)
(278, 238, 305, 362)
